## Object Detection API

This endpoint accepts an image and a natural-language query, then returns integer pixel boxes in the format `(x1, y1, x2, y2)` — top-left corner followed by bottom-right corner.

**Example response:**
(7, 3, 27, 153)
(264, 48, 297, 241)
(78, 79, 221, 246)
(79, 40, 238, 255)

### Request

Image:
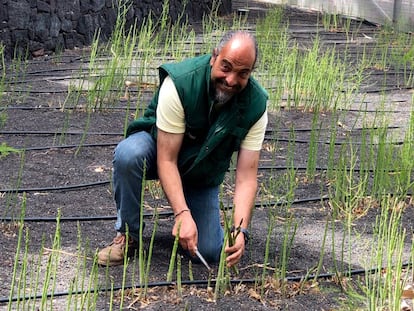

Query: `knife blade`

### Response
(195, 249, 212, 271)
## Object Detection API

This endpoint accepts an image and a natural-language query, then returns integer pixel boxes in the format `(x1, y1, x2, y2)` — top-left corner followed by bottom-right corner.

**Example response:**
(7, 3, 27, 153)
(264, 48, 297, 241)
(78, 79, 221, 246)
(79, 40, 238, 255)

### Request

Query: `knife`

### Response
(195, 248, 212, 271)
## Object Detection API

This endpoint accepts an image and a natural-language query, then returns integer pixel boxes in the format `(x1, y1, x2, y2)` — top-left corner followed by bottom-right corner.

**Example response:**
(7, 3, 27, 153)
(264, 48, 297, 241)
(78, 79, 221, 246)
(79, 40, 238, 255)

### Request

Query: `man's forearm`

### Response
(158, 161, 188, 214)
(233, 178, 257, 229)
(156, 129, 188, 214)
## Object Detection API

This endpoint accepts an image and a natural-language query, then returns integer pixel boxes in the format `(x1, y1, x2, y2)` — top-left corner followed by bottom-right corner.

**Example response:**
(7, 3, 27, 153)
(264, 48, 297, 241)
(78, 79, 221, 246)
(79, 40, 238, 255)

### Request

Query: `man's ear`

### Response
(210, 48, 218, 65)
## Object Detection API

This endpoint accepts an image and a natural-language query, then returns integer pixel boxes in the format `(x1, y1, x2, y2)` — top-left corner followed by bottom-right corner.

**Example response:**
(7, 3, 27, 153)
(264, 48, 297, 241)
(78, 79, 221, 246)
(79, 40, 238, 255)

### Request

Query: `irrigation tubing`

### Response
(6, 135, 410, 152)
(0, 180, 110, 194)
(364, 86, 414, 93)
(1, 159, 404, 194)
(0, 154, 366, 193)
(1, 261, 412, 304)
(0, 195, 329, 223)
(0, 130, 123, 136)
(263, 136, 410, 145)
(3, 70, 411, 94)
(6, 84, 409, 94)
(0, 211, 173, 223)
(2, 105, 146, 111)
(263, 84, 412, 94)
(2, 86, 153, 94)
(0, 125, 402, 136)
(4, 72, 158, 86)
(5, 89, 69, 94)
(2, 102, 411, 114)
(14, 142, 118, 151)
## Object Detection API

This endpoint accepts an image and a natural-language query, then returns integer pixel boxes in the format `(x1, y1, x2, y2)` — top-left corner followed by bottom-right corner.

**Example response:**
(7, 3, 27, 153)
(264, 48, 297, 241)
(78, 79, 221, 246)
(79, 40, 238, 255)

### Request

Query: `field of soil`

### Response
(1, 1, 413, 310)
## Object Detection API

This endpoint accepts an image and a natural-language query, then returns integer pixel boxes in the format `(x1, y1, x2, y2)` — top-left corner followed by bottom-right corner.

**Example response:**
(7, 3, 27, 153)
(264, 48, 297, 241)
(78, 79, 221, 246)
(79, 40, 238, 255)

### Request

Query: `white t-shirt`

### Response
(156, 76, 267, 151)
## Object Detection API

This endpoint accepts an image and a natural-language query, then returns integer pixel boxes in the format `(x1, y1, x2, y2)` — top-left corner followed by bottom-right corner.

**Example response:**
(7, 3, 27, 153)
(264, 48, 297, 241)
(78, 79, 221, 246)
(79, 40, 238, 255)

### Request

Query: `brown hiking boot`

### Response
(97, 233, 138, 266)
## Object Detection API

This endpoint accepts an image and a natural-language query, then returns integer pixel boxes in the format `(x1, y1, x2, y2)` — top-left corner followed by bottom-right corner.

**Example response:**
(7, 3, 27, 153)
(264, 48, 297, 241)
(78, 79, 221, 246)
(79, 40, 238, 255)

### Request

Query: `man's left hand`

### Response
(224, 232, 245, 267)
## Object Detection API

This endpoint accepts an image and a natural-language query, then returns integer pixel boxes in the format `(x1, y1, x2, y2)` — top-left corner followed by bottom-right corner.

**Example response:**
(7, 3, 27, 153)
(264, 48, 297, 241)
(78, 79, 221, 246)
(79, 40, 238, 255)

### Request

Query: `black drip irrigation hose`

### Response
(0, 124, 402, 136)
(2, 105, 146, 111)
(0, 180, 109, 194)
(364, 86, 414, 93)
(0, 195, 328, 223)
(2, 158, 405, 194)
(2, 101, 412, 114)
(2, 261, 412, 304)
(4, 74, 158, 88)
(265, 85, 413, 94)
(264, 136, 410, 145)
(5, 89, 70, 94)
(3, 88, 153, 95)
(0, 211, 171, 223)
(4, 71, 158, 84)
(6, 136, 410, 152)
(14, 142, 118, 151)
(0, 125, 406, 152)
(0, 130, 123, 136)
(265, 125, 401, 133)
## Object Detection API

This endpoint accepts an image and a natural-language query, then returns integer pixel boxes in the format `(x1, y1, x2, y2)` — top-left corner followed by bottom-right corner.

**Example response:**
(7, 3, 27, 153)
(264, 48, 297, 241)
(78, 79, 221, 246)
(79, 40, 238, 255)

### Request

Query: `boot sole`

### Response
(97, 258, 124, 266)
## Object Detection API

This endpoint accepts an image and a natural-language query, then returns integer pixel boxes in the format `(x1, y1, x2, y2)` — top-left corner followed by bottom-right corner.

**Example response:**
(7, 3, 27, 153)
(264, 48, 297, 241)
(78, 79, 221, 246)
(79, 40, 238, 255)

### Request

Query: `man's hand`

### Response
(172, 211, 198, 256)
(225, 231, 246, 267)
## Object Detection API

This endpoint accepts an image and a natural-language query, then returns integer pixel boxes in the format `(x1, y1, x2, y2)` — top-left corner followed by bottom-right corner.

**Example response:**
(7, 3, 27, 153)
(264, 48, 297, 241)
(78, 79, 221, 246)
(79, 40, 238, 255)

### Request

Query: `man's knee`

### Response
(114, 141, 145, 171)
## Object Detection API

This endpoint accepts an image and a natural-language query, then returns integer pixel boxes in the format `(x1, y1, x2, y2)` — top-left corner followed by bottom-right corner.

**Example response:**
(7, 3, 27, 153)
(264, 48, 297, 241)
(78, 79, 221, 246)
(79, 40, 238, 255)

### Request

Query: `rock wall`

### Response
(0, 0, 232, 58)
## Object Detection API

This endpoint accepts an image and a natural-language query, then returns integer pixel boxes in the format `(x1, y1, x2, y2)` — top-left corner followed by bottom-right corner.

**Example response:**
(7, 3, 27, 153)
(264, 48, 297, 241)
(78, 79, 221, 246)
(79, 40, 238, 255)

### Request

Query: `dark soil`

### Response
(1, 1, 413, 310)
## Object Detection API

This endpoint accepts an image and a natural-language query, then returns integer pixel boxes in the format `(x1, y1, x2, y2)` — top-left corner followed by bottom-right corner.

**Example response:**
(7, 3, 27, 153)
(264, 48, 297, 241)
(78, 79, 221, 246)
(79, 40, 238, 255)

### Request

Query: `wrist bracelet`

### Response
(174, 209, 190, 218)
(231, 226, 250, 243)
(239, 227, 250, 243)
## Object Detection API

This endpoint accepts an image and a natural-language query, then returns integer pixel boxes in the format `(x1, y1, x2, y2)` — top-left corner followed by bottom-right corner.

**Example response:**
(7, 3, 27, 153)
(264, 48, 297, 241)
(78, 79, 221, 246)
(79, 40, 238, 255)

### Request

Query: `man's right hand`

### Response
(172, 211, 198, 256)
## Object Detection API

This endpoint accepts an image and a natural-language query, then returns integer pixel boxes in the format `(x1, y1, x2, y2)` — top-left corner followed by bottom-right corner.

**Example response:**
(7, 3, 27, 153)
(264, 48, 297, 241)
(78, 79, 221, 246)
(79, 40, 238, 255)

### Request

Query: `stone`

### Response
(91, 0, 106, 13)
(37, 1, 51, 13)
(50, 15, 61, 38)
(61, 18, 73, 33)
(1, 0, 230, 58)
(34, 12, 50, 42)
(32, 48, 45, 57)
(0, 3, 7, 25)
(8, 1, 31, 29)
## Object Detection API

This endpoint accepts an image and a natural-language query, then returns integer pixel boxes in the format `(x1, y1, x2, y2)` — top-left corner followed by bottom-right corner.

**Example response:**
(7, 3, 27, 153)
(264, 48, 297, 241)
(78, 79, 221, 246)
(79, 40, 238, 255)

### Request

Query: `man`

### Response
(98, 30, 268, 268)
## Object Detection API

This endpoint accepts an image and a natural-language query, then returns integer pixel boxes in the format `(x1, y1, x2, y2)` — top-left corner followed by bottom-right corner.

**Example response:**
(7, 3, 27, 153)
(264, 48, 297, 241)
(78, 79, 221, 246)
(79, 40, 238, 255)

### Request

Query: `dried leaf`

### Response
(94, 166, 104, 173)
(402, 284, 414, 299)
(248, 288, 262, 302)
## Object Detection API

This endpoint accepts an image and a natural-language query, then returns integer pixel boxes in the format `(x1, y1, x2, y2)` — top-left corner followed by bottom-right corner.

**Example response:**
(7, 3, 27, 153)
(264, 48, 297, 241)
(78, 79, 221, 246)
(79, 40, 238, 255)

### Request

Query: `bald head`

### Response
(209, 31, 258, 104)
(215, 30, 258, 69)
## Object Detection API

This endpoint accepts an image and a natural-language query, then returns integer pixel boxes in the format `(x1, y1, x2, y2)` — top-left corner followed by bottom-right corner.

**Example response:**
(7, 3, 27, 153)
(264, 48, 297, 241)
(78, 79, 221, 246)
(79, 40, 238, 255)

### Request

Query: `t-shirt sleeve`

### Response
(240, 109, 268, 151)
(156, 76, 185, 134)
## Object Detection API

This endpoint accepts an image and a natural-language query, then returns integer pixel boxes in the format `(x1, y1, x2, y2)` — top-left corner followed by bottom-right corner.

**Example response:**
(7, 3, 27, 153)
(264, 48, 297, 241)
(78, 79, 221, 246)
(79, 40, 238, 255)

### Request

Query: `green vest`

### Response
(126, 54, 268, 186)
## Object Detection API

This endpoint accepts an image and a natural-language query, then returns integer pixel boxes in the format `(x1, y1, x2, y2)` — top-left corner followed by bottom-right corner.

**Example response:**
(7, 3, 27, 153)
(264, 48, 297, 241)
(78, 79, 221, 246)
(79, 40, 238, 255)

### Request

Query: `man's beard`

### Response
(214, 87, 234, 105)
(212, 79, 240, 105)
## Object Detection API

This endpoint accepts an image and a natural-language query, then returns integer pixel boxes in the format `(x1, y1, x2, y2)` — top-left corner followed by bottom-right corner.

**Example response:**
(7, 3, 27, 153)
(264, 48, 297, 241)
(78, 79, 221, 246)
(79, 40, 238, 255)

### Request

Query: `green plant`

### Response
(167, 223, 181, 282)
(0, 143, 20, 158)
(306, 111, 321, 180)
(88, 1, 138, 110)
(329, 142, 371, 279)
(260, 210, 275, 297)
(394, 108, 414, 195)
(275, 211, 297, 296)
(215, 227, 232, 299)
(255, 6, 290, 111)
(362, 196, 408, 310)
(0, 44, 7, 126)
(7, 194, 27, 310)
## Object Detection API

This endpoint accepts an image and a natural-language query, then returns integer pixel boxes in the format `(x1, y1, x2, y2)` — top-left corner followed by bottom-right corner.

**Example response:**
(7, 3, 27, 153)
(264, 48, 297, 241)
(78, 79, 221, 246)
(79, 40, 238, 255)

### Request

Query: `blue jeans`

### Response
(112, 131, 224, 263)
